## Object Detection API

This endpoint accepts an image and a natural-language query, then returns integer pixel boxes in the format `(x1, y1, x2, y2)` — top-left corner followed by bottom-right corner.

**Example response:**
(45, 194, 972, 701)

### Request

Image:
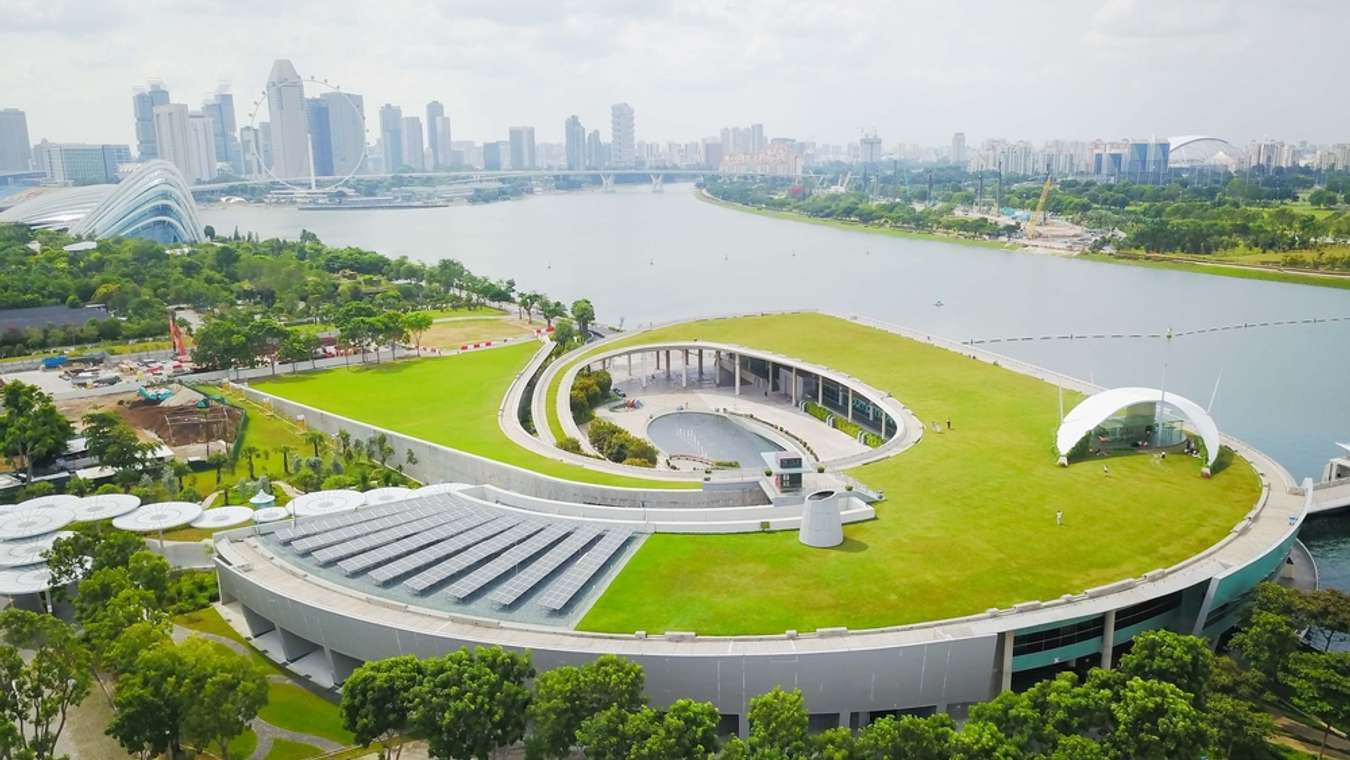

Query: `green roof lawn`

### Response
(251, 342, 694, 490)
(574, 313, 1260, 634)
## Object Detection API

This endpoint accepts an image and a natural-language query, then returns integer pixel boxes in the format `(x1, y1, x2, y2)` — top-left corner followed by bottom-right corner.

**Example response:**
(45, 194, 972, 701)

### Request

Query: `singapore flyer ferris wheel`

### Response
(245, 70, 368, 192)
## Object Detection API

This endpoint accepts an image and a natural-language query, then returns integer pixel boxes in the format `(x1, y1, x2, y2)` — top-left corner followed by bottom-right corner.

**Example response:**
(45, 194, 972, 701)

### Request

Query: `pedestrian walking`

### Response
(946, 418, 952, 430)
(1056, 510, 1063, 526)
(1103, 464, 1109, 476)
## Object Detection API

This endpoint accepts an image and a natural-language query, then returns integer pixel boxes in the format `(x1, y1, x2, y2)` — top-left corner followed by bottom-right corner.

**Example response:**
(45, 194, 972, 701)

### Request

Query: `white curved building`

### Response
(1056, 387, 1221, 468)
(0, 160, 203, 244)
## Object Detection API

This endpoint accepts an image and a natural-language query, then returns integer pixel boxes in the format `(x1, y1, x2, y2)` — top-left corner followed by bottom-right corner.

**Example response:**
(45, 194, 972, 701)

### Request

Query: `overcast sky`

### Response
(4, 0, 1347, 149)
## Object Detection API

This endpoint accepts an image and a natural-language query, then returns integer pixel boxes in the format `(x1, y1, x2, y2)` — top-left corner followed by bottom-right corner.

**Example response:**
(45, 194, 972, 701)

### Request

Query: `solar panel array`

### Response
(265, 491, 634, 612)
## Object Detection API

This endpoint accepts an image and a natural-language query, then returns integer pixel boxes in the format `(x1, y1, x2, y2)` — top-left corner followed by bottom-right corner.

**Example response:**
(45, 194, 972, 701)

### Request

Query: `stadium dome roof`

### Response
(0, 161, 203, 244)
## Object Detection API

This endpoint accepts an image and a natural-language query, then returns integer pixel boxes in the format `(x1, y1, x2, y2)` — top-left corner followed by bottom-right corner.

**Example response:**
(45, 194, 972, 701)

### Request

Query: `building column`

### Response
(655, 350, 660, 370)
(682, 350, 688, 388)
(734, 354, 741, 396)
(999, 630, 1015, 693)
(848, 387, 854, 422)
(1100, 610, 1116, 669)
(768, 361, 774, 393)
(818, 375, 824, 404)
(791, 367, 798, 404)
(698, 349, 704, 378)
(665, 350, 671, 380)
(627, 353, 632, 378)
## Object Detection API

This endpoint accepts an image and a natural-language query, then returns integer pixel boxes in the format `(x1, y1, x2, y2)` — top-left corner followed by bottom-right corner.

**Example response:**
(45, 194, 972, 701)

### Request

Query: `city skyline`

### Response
(3, 0, 1347, 151)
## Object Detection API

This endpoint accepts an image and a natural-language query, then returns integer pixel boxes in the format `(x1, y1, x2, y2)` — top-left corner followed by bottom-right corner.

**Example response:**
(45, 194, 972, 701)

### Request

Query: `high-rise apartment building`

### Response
(951, 132, 967, 165)
(860, 132, 883, 164)
(564, 115, 585, 171)
(431, 116, 451, 168)
(508, 126, 536, 170)
(201, 89, 241, 175)
(305, 98, 334, 177)
(425, 101, 445, 169)
(32, 142, 132, 184)
(610, 103, 635, 167)
(131, 83, 170, 161)
(483, 141, 507, 171)
(379, 105, 403, 173)
(750, 123, 765, 154)
(702, 137, 723, 170)
(187, 112, 219, 182)
(152, 103, 194, 179)
(320, 91, 364, 176)
(586, 130, 603, 169)
(0, 109, 32, 171)
(402, 116, 425, 172)
(264, 59, 311, 180)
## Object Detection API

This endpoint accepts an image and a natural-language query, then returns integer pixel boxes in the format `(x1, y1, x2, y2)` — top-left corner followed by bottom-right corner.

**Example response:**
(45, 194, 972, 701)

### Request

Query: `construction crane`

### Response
(1024, 172, 1053, 240)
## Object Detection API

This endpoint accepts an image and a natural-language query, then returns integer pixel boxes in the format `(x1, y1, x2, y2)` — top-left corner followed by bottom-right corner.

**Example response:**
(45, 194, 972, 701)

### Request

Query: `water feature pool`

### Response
(645, 412, 784, 467)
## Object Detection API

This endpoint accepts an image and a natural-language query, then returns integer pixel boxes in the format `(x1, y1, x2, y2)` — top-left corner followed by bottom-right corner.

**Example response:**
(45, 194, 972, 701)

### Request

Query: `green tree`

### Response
(1118, 630, 1214, 706)
(206, 451, 229, 484)
(1304, 588, 1350, 652)
(341, 655, 424, 760)
(576, 700, 719, 760)
(1105, 677, 1214, 760)
(83, 410, 154, 474)
(0, 381, 74, 480)
(304, 429, 329, 459)
(239, 444, 259, 479)
(857, 713, 956, 760)
(1205, 692, 1273, 759)
(183, 642, 269, 760)
(529, 654, 646, 757)
(570, 298, 595, 336)
(44, 523, 146, 590)
(1283, 650, 1350, 759)
(411, 646, 534, 760)
(279, 330, 318, 371)
(541, 299, 566, 328)
(0, 609, 94, 760)
(1230, 610, 1301, 685)
(402, 311, 434, 354)
(746, 687, 808, 758)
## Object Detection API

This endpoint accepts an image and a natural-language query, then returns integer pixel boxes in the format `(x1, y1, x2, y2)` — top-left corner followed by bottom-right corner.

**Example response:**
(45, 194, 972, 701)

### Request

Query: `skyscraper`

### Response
(483, 141, 506, 171)
(610, 103, 635, 167)
(201, 89, 240, 175)
(431, 116, 451, 168)
(264, 59, 311, 180)
(239, 126, 263, 177)
(32, 142, 131, 184)
(951, 132, 967, 166)
(564, 115, 585, 171)
(323, 91, 365, 176)
(750, 123, 765, 154)
(131, 83, 170, 161)
(0, 109, 32, 171)
(586, 129, 603, 169)
(305, 97, 334, 177)
(379, 105, 403, 173)
(508, 126, 536, 170)
(188, 112, 219, 182)
(402, 116, 425, 171)
(425, 101, 445, 169)
(153, 103, 194, 179)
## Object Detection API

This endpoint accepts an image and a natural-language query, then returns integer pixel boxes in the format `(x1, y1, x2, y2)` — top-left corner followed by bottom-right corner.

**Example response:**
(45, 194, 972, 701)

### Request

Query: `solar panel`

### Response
(290, 505, 443, 555)
(486, 527, 602, 607)
(367, 518, 517, 586)
(403, 521, 544, 595)
(336, 513, 494, 577)
(537, 530, 633, 612)
(309, 511, 466, 565)
(445, 524, 574, 600)
(274, 498, 428, 543)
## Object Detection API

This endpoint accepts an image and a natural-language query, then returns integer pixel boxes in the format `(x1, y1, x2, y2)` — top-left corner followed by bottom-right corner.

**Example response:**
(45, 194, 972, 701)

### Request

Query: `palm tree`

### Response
(303, 430, 328, 459)
(170, 460, 193, 491)
(405, 449, 418, 468)
(277, 445, 295, 473)
(206, 452, 229, 485)
(240, 445, 259, 480)
(337, 430, 353, 461)
(374, 434, 393, 468)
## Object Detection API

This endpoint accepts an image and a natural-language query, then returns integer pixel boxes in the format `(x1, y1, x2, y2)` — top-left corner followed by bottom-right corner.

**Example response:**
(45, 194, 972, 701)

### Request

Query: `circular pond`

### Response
(645, 412, 784, 467)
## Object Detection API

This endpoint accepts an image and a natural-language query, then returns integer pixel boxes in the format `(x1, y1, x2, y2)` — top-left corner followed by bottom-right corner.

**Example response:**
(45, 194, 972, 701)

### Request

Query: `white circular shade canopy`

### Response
(252, 507, 292, 524)
(290, 490, 365, 518)
(0, 531, 74, 568)
(113, 502, 203, 532)
(74, 493, 142, 522)
(0, 565, 63, 595)
(1056, 387, 1220, 467)
(190, 507, 254, 530)
(362, 486, 412, 505)
(413, 482, 469, 497)
(0, 507, 76, 540)
(17, 494, 81, 511)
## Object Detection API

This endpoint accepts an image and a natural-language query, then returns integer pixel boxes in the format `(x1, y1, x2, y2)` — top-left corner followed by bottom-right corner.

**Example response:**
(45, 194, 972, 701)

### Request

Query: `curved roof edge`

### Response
(1056, 387, 1219, 467)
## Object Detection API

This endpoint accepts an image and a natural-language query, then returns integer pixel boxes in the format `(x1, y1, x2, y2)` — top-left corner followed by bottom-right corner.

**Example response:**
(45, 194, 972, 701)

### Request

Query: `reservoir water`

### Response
(202, 187, 1350, 584)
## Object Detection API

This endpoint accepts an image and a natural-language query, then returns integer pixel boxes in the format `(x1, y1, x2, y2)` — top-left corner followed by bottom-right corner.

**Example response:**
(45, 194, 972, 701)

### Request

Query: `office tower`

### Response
(586, 129, 604, 169)
(564, 115, 585, 171)
(702, 137, 723, 169)
(187, 112, 218, 181)
(239, 126, 263, 176)
(951, 132, 967, 165)
(431, 116, 451, 168)
(860, 132, 882, 164)
(750, 123, 765, 154)
(483, 141, 505, 171)
(379, 105, 403, 173)
(153, 103, 194, 179)
(610, 103, 635, 167)
(323, 91, 365, 176)
(508, 126, 536, 170)
(449, 140, 477, 169)
(402, 116, 425, 171)
(264, 59, 311, 180)
(0, 108, 32, 171)
(32, 142, 132, 184)
(305, 97, 334, 177)
(131, 83, 170, 160)
(201, 88, 240, 175)
(425, 101, 445, 169)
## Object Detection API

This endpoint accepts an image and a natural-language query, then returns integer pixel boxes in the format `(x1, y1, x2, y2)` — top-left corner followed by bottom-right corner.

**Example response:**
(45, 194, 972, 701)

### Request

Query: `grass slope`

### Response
(253, 343, 692, 489)
(577, 313, 1260, 634)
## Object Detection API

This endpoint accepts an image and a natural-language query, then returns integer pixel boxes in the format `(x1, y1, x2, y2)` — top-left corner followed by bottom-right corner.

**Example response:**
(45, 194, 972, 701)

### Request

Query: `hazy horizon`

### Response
(4, 0, 1348, 149)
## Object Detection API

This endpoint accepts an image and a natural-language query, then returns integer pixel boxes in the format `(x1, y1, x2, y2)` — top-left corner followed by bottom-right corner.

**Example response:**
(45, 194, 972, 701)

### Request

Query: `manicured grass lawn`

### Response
(419, 318, 535, 351)
(426, 305, 505, 320)
(182, 384, 310, 501)
(253, 343, 693, 489)
(227, 728, 258, 759)
(259, 683, 354, 746)
(577, 313, 1261, 634)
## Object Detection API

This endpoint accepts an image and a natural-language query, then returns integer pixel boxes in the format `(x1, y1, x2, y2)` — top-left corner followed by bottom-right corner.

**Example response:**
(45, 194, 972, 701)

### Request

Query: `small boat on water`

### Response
(934, 300, 944, 308)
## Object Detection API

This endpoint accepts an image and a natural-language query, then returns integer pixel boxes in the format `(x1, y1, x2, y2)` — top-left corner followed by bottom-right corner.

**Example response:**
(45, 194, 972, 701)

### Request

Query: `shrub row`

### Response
(587, 419, 657, 467)
(568, 369, 613, 424)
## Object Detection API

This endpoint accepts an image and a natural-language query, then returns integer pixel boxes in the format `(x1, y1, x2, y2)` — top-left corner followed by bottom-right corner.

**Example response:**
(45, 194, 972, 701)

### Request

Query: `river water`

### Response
(202, 187, 1350, 584)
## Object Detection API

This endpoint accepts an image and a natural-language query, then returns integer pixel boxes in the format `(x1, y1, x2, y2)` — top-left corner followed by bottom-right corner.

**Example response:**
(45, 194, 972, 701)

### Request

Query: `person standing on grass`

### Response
(1056, 510, 1063, 526)
(1103, 464, 1109, 476)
